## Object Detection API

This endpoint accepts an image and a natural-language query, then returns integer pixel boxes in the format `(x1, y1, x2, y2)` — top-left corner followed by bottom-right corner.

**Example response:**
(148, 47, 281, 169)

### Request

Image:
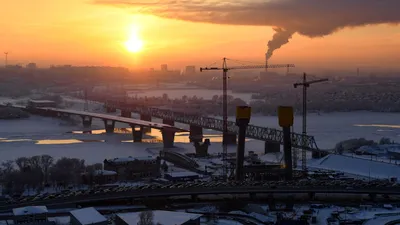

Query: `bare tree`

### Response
(50, 157, 85, 187)
(40, 155, 54, 184)
(15, 157, 30, 171)
(1, 160, 14, 174)
(137, 211, 154, 225)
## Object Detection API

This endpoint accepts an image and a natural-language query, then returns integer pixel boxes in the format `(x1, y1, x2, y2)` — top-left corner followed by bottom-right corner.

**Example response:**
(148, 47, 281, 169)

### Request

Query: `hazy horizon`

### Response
(1, 0, 400, 71)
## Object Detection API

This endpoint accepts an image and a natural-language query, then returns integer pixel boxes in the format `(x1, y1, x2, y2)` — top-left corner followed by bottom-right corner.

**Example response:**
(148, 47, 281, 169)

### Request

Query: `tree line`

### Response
(0, 155, 103, 196)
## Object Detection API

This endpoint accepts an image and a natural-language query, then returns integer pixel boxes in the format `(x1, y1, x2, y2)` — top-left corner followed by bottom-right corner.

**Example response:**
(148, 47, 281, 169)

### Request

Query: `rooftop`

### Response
(13, 206, 48, 216)
(117, 210, 202, 225)
(70, 207, 107, 225)
(93, 170, 117, 176)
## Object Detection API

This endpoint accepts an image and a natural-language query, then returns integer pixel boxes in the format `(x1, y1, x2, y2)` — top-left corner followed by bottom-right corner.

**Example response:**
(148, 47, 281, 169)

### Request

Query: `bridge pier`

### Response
(194, 139, 210, 157)
(264, 142, 281, 154)
(103, 120, 115, 133)
(162, 129, 175, 148)
(162, 118, 175, 126)
(223, 133, 237, 145)
(81, 116, 92, 127)
(140, 114, 152, 133)
(189, 125, 203, 142)
(121, 110, 131, 118)
(130, 125, 143, 142)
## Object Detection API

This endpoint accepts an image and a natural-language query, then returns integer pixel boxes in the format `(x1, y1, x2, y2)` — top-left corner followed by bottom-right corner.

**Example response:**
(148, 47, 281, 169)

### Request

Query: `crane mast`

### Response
(294, 73, 328, 171)
(200, 58, 295, 179)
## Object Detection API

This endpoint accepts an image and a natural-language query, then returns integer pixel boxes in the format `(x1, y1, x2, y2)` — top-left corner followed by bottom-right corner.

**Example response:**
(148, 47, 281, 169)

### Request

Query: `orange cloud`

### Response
(94, 0, 400, 59)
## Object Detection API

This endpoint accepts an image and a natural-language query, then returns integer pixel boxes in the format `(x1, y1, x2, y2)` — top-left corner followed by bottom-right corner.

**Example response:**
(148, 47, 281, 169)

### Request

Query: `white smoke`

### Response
(96, 0, 400, 58)
(266, 28, 294, 60)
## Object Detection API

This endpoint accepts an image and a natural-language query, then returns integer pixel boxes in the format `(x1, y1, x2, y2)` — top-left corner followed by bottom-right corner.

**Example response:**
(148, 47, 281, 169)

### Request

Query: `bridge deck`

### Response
(43, 108, 188, 132)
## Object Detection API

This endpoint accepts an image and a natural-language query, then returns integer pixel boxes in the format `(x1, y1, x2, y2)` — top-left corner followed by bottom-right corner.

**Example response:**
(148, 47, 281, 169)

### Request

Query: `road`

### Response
(2, 186, 400, 212)
(43, 108, 187, 132)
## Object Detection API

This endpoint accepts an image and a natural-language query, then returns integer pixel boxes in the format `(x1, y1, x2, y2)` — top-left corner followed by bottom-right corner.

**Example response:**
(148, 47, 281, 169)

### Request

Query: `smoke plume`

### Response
(96, 0, 400, 58)
(266, 28, 294, 60)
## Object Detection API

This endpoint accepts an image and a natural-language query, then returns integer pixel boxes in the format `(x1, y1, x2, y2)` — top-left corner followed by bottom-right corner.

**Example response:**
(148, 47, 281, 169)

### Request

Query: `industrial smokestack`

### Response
(265, 53, 268, 73)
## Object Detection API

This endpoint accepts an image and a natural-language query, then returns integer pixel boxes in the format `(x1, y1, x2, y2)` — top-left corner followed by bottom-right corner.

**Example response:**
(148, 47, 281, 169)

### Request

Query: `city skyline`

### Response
(1, 0, 400, 71)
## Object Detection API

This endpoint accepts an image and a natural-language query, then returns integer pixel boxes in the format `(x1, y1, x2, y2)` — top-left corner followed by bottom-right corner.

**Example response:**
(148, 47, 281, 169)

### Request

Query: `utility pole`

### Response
(293, 73, 328, 171)
(4, 52, 9, 67)
(200, 58, 295, 179)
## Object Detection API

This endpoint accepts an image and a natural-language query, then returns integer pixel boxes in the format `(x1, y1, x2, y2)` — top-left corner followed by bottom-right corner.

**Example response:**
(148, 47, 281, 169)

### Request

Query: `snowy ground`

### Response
(2, 96, 400, 181)
(309, 154, 400, 181)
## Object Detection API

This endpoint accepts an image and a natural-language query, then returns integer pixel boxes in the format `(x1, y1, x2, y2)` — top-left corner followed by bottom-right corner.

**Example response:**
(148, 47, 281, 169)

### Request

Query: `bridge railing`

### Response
(93, 99, 322, 152)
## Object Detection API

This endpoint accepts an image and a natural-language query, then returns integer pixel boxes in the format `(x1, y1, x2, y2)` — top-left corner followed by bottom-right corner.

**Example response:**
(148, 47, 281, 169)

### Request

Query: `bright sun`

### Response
(125, 25, 144, 53)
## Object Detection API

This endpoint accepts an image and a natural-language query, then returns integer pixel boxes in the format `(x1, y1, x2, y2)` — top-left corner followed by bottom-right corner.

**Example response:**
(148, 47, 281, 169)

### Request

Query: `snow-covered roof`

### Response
(93, 170, 117, 176)
(107, 156, 156, 163)
(70, 207, 107, 225)
(13, 206, 48, 216)
(116, 211, 202, 225)
(167, 171, 199, 178)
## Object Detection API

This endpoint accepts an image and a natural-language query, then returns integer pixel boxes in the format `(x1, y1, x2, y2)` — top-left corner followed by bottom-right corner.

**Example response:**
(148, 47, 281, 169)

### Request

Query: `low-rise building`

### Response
(12, 206, 49, 224)
(115, 211, 202, 225)
(93, 169, 118, 184)
(104, 156, 161, 181)
(70, 207, 108, 225)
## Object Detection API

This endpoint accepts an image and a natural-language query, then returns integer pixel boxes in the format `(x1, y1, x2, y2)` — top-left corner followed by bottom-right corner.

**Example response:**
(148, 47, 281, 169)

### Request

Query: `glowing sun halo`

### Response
(125, 26, 144, 53)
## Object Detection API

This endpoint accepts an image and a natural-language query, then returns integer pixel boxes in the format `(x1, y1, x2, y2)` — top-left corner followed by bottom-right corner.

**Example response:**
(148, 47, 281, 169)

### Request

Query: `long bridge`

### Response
(1, 186, 399, 211)
(10, 105, 186, 148)
(82, 96, 326, 154)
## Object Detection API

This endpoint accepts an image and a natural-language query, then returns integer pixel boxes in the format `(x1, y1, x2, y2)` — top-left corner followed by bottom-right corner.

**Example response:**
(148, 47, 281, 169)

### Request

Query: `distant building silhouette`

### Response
(26, 63, 37, 69)
(161, 64, 168, 72)
(185, 66, 196, 75)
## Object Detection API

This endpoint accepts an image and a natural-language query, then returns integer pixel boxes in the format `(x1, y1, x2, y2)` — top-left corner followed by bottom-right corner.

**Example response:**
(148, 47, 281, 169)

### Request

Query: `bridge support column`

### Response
(223, 133, 237, 145)
(81, 116, 92, 127)
(140, 114, 152, 133)
(265, 142, 280, 154)
(194, 139, 210, 157)
(131, 125, 143, 142)
(189, 125, 203, 142)
(162, 118, 175, 126)
(162, 129, 175, 148)
(121, 110, 131, 118)
(103, 120, 115, 133)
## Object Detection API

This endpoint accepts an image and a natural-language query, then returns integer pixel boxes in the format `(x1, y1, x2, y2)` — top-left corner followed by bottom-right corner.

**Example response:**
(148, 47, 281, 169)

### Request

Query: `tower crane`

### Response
(200, 58, 295, 179)
(293, 73, 328, 171)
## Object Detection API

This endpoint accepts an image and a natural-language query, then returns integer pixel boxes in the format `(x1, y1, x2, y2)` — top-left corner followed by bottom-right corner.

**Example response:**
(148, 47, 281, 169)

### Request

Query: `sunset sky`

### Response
(1, 0, 400, 71)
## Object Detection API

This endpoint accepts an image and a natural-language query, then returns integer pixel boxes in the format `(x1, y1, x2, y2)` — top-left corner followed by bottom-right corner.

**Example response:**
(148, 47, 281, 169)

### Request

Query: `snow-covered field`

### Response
(2, 95, 400, 179)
